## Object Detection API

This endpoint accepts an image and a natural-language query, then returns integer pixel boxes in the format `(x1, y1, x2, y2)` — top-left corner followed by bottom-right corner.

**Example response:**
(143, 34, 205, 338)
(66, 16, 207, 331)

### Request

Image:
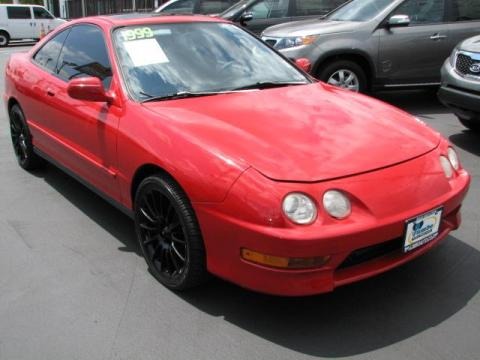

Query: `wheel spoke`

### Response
(143, 233, 160, 246)
(143, 193, 159, 219)
(169, 248, 181, 271)
(140, 207, 156, 223)
(171, 242, 186, 262)
(171, 233, 186, 244)
(139, 222, 156, 232)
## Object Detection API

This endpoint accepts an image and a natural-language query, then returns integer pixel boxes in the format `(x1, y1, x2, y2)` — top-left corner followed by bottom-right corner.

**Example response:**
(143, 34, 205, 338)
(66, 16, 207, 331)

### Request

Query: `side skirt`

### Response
(34, 147, 134, 219)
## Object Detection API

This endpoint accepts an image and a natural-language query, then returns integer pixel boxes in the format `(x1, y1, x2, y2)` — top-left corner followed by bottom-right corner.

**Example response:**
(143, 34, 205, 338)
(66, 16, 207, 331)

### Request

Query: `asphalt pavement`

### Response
(0, 45, 479, 360)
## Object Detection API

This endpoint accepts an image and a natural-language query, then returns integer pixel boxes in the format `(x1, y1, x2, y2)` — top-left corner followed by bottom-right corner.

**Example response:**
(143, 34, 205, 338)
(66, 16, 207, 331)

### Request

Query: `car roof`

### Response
(71, 13, 226, 28)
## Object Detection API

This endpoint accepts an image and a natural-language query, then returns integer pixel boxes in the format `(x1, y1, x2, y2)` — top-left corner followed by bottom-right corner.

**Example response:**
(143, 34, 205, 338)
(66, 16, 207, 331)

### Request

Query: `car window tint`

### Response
(7, 6, 31, 19)
(392, 0, 445, 24)
(199, 0, 234, 13)
(33, 7, 54, 19)
(56, 25, 112, 89)
(295, 0, 345, 16)
(451, 0, 480, 21)
(163, 0, 195, 13)
(249, 0, 289, 19)
(33, 29, 69, 72)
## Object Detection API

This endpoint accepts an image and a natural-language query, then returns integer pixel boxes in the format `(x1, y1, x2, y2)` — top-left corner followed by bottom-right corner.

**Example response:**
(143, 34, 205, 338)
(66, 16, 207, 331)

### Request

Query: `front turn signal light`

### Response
(241, 248, 330, 269)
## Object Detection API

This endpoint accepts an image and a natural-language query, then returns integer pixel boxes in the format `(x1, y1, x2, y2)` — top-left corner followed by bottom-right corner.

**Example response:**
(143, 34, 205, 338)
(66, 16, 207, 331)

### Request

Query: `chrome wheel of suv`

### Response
(327, 69, 360, 92)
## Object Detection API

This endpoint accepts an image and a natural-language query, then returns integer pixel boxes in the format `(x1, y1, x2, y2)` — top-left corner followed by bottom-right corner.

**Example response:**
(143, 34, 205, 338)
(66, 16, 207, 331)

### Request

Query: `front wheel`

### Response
(458, 117, 480, 132)
(317, 60, 368, 93)
(134, 174, 208, 290)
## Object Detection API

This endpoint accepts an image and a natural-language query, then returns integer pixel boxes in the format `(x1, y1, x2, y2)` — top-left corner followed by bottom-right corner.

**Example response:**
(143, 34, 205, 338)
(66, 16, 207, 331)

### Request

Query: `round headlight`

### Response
(440, 156, 453, 178)
(323, 190, 351, 219)
(447, 147, 459, 171)
(282, 193, 317, 225)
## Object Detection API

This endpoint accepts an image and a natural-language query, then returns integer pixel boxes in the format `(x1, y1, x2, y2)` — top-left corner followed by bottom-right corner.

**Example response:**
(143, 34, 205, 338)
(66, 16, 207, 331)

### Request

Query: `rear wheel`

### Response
(318, 60, 368, 93)
(134, 174, 208, 290)
(458, 117, 480, 132)
(9, 104, 45, 170)
(0, 31, 9, 47)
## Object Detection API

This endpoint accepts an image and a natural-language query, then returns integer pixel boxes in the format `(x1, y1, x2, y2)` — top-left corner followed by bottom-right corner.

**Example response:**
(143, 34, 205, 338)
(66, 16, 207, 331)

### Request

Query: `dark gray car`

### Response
(262, 0, 480, 92)
(220, 0, 348, 34)
(438, 35, 480, 132)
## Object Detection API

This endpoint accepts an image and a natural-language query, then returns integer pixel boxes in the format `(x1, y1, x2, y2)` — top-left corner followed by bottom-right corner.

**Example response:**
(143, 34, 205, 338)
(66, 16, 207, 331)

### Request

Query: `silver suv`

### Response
(262, 0, 480, 93)
(439, 35, 480, 132)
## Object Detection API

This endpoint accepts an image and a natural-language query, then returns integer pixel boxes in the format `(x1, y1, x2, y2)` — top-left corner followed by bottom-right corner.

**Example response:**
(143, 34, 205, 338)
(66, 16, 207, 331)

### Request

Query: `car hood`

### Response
(262, 20, 359, 38)
(460, 35, 480, 53)
(142, 83, 440, 182)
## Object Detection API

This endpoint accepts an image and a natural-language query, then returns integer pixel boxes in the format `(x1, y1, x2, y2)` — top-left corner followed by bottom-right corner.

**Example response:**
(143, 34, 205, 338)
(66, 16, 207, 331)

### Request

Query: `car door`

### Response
(241, 0, 292, 34)
(6, 6, 33, 39)
(377, 0, 451, 86)
(33, 24, 120, 200)
(32, 6, 56, 36)
(446, 0, 480, 48)
(196, 0, 237, 14)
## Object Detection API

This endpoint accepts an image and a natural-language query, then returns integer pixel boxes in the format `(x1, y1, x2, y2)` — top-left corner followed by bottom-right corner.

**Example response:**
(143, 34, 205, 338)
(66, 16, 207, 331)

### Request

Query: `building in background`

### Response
(6, 0, 165, 18)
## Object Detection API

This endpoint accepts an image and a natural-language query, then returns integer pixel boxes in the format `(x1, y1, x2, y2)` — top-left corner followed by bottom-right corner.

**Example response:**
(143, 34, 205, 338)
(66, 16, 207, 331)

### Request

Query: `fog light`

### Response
(241, 248, 330, 269)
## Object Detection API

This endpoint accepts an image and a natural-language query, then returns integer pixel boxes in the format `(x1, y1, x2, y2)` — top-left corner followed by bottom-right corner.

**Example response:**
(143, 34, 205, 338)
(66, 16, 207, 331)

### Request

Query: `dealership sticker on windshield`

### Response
(123, 38, 169, 67)
(404, 207, 443, 252)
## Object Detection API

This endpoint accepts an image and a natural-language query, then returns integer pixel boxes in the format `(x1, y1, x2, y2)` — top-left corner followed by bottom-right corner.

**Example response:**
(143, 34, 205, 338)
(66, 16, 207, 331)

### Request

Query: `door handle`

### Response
(430, 33, 447, 40)
(46, 90, 55, 97)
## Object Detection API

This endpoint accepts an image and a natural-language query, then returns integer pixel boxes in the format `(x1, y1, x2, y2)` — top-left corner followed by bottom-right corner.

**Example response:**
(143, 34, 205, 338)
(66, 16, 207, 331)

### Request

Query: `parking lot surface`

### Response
(1, 46, 479, 360)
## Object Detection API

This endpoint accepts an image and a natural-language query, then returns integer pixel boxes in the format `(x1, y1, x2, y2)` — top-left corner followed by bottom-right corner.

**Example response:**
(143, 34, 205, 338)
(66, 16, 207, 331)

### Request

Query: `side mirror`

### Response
(387, 15, 410, 28)
(294, 58, 311, 73)
(240, 12, 253, 24)
(67, 77, 112, 103)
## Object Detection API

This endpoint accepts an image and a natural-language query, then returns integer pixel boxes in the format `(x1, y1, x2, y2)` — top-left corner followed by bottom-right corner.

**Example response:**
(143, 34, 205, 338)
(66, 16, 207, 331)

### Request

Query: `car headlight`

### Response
(447, 147, 460, 170)
(323, 190, 351, 219)
(282, 193, 317, 225)
(276, 35, 318, 50)
(449, 47, 458, 67)
(440, 156, 453, 179)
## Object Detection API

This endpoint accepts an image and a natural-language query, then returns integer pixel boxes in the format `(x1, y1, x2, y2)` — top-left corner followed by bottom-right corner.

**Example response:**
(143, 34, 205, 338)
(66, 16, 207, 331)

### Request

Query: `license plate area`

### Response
(404, 207, 443, 253)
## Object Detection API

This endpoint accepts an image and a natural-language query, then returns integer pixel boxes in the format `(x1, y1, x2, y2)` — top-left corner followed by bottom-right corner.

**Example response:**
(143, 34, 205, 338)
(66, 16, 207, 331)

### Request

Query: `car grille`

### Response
(455, 53, 480, 77)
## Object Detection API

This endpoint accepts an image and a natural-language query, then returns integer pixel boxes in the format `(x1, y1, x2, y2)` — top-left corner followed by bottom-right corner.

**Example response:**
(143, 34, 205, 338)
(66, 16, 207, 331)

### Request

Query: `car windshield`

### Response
(220, 0, 250, 18)
(328, 0, 392, 22)
(113, 22, 309, 101)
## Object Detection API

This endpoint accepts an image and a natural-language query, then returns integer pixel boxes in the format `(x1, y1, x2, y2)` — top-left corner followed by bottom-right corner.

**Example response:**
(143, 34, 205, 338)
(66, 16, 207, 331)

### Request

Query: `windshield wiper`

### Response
(230, 81, 308, 91)
(140, 90, 227, 103)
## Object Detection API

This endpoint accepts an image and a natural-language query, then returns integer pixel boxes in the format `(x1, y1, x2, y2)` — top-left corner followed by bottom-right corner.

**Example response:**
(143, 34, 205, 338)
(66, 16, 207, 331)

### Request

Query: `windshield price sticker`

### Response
(121, 27, 154, 41)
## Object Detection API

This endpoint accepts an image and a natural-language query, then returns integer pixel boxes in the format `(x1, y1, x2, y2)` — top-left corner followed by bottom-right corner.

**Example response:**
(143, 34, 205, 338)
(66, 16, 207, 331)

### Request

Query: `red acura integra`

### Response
(4, 14, 470, 296)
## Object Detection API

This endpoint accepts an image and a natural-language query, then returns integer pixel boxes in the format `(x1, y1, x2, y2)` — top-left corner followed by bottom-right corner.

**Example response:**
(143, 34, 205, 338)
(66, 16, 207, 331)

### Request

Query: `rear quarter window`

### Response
(7, 6, 32, 19)
(33, 29, 70, 72)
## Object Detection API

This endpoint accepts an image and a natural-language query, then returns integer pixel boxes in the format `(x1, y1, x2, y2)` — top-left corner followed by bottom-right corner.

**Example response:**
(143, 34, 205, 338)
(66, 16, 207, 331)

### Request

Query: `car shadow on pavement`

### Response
(376, 89, 449, 116)
(449, 131, 480, 156)
(179, 236, 480, 357)
(31, 162, 140, 256)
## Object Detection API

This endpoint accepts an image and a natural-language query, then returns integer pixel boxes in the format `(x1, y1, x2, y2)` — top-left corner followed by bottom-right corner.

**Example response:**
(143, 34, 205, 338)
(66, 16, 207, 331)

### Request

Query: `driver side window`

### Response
(392, 0, 446, 24)
(249, 0, 289, 20)
(56, 25, 113, 90)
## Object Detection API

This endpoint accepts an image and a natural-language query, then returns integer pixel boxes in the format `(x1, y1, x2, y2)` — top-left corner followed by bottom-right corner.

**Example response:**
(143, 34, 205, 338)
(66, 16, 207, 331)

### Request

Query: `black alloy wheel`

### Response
(134, 174, 207, 290)
(9, 104, 45, 170)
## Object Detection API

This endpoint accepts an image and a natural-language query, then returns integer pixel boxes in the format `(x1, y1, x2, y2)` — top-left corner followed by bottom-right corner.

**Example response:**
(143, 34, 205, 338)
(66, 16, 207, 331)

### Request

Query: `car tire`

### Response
(318, 60, 368, 93)
(9, 104, 45, 170)
(458, 117, 480, 132)
(0, 31, 9, 47)
(134, 174, 208, 290)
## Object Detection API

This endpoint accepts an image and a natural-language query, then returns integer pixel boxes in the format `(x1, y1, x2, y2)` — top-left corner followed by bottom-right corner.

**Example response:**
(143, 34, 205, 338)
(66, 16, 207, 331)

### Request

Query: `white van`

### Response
(0, 4, 66, 47)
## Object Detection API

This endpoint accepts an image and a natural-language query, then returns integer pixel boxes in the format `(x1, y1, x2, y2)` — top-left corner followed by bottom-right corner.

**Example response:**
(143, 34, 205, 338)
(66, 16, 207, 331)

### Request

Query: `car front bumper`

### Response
(194, 148, 470, 296)
(438, 59, 480, 120)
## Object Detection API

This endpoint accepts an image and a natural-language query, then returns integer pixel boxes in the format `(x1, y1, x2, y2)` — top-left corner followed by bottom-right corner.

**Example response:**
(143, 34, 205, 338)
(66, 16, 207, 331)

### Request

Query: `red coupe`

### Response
(4, 14, 470, 296)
